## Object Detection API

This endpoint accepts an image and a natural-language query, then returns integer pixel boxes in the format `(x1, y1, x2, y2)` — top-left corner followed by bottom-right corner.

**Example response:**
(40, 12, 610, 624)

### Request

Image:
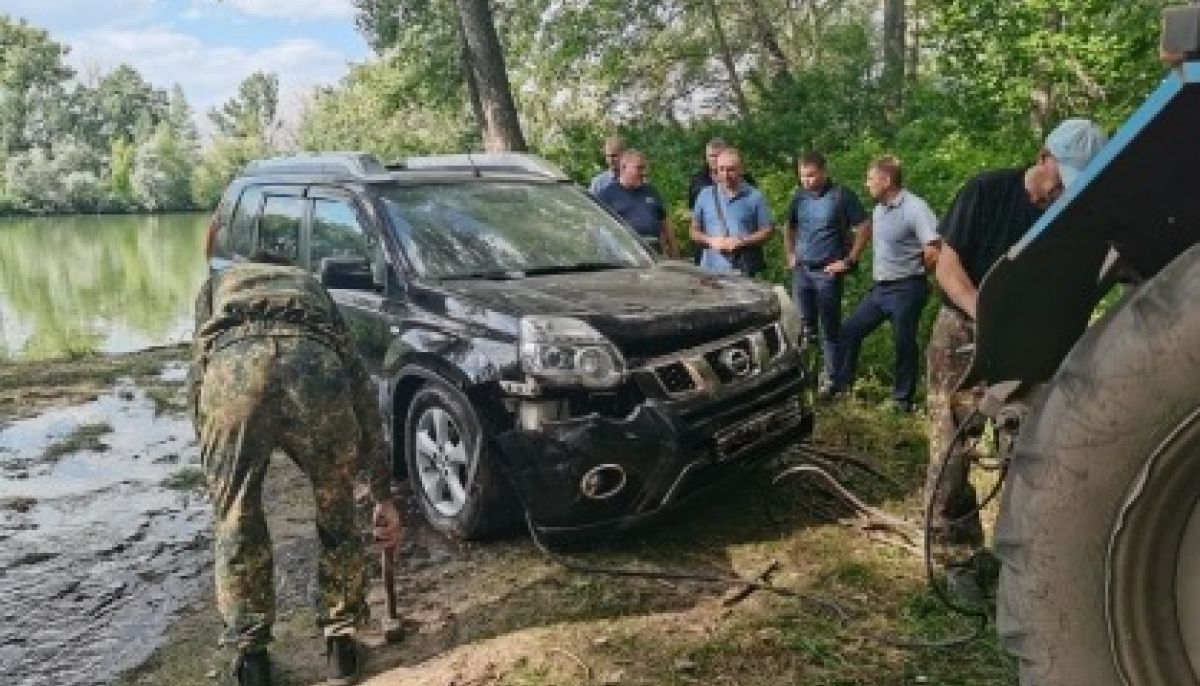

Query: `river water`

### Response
(0, 214, 211, 685)
(0, 213, 209, 361)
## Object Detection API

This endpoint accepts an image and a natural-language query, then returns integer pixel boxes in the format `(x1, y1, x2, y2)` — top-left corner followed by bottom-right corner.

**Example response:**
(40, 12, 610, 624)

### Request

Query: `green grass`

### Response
(41, 421, 113, 462)
(160, 468, 205, 491)
(116, 393, 1016, 686)
(0, 345, 187, 392)
(144, 384, 188, 416)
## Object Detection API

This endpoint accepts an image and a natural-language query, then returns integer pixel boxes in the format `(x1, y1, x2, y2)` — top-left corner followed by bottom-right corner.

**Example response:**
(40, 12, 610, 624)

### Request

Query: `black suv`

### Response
(207, 152, 813, 538)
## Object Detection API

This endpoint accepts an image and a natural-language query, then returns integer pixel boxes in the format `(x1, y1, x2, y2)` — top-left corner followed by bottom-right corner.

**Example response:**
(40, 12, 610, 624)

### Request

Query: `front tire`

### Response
(404, 378, 512, 540)
(996, 244, 1200, 685)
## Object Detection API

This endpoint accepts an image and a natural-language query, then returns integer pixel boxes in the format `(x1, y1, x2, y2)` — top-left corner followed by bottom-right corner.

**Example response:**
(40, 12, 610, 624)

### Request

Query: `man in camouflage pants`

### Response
(928, 119, 1108, 599)
(191, 258, 401, 686)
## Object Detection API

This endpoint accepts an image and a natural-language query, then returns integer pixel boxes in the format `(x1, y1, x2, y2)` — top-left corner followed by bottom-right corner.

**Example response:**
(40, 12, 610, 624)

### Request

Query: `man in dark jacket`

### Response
(784, 151, 869, 395)
(190, 256, 401, 686)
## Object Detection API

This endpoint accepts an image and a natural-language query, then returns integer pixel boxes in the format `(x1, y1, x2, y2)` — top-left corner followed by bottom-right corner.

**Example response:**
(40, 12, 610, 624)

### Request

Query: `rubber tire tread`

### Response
(405, 378, 515, 540)
(995, 243, 1200, 686)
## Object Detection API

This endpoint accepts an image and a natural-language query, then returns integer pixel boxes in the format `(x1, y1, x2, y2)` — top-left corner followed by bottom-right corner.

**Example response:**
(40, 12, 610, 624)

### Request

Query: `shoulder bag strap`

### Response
(835, 185, 852, 254)
(712, 186, 733, 237)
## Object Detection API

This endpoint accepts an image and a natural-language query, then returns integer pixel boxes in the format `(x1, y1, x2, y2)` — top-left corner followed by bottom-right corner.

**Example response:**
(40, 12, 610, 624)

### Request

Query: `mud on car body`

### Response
(207, 152, 813, 539)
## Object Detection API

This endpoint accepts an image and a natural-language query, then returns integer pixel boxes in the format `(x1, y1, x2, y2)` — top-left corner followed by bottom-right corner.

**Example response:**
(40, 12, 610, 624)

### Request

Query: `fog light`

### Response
(576, 347, 615, 379)
(580, 464, 626, 500)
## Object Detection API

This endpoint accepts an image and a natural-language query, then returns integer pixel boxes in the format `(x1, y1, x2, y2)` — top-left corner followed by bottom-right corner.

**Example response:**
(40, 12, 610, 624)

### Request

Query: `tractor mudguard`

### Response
(964, 61, 1200, 392)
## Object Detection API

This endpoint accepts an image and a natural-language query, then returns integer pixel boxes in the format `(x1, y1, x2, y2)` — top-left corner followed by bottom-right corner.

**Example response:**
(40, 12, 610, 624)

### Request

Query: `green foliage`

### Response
(0, 14, 74, 155)
(109, 137, 136, 206)
(209, 71, 279, 140)
(190, 134, 268, 210)
(4, 140, 102, 214)
(298, 59, 475, 160)
(132, 121, 197, 211)
(85, 65, 170, 147)
(922, 0, 1169, 135)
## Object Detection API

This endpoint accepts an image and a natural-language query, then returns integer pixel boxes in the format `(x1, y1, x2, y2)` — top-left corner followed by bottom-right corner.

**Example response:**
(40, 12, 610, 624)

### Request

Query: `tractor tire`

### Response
(996, 242, 1200, 686)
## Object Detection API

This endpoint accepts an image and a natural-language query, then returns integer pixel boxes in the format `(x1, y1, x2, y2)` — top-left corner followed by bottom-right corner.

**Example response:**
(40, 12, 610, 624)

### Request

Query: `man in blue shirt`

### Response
(588, 136, 624, 195)
(689, 148, 774, 276)
(595, 149, 679, 257)
(784, 151, 868, 394)
(831, 156, 940, 411)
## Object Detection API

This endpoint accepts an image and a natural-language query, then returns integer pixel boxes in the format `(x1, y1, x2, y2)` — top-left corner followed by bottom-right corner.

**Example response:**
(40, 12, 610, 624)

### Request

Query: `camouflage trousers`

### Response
(196, 336, 369, 651)
(925, 306, 984, 547)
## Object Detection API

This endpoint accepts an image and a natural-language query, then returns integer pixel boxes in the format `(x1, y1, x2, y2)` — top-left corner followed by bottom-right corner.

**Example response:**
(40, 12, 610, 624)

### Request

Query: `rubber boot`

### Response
(232, 649, 271, 686)
(325, 635, 362, 686)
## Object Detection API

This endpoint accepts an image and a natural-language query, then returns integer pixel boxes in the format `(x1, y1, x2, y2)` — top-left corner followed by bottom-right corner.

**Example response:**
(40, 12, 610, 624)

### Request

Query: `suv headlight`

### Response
(773, 285, 801, 350)
(519, 316, 626, 389)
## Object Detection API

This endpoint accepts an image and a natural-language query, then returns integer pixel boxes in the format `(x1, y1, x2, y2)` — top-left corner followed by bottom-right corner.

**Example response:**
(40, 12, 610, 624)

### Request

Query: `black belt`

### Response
(209, 325, 344, 359)
(876, 274, 928, 285)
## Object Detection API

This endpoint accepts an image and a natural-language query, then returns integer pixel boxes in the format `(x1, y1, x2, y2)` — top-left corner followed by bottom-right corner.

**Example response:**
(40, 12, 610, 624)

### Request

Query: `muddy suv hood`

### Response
(433, 263, 780, 359)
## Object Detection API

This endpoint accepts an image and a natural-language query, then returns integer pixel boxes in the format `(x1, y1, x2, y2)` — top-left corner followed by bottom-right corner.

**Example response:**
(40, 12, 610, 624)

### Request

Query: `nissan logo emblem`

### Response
(718, 347, 753, 377)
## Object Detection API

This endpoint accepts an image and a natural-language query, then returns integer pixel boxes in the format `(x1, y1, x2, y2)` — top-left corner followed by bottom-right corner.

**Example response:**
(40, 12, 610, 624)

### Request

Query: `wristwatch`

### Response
(844, 257, 858, 270)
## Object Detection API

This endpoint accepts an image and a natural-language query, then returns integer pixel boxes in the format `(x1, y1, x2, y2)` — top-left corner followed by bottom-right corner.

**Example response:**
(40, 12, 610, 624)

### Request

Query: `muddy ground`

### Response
(0, 347, 206, 686)
(1, 349, 1015, 686)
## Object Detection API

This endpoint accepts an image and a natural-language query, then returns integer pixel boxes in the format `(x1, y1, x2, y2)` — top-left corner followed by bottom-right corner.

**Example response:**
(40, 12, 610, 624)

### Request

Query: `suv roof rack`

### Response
(244, 152, 388, 179)
(399, 153, 570, 181)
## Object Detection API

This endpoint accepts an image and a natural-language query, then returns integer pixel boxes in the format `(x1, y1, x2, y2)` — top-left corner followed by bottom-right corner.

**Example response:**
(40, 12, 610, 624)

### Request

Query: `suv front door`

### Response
(305, 187, 394, 378)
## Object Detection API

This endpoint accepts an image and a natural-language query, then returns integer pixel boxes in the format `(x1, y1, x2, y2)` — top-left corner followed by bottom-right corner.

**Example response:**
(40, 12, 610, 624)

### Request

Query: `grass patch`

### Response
(145, 384, 189, 416)
(161, 468, 205, 491)
(41, 421, 113, 462)
(114, 397, 1017, 686)
(0, 344, 187, 391)
(0, 345, 189, 421)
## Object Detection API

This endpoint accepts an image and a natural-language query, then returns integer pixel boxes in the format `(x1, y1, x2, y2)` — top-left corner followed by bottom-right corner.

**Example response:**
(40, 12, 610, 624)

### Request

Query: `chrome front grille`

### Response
(647, 323, 789, 398)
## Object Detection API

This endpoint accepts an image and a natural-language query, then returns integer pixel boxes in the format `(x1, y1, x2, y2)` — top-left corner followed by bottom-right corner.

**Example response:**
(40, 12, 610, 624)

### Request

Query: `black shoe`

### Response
(326, 635, 362, 686)
(232, 649, 271, 686)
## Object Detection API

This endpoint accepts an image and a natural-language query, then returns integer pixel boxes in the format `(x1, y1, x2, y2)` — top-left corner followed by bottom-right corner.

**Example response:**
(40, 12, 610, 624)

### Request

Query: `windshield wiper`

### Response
(440, 269, 526, 281)
(522, 262, 631, 276)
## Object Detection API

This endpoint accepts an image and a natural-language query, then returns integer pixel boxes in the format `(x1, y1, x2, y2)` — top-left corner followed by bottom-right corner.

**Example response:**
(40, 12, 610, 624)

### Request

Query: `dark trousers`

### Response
(833, 276, 929, 403)
(792, 265, 843, 381)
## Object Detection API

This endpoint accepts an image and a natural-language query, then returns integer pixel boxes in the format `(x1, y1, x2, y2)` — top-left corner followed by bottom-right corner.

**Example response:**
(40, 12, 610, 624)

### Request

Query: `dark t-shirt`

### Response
(687, 168, 757, 209)
(596, 182, 667, 238)
(785, 182, 867, 266)
(938, 167, 1043, 285)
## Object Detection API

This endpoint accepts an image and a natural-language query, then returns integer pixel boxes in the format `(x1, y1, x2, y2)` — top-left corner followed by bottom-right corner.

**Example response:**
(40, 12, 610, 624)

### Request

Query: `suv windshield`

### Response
(379, 182, 653, 278)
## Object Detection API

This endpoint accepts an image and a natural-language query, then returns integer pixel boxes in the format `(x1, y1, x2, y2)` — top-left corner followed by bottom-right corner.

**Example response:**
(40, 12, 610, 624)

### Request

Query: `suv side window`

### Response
(259, 195, 303, 262)
(230, 186, 263, 258)
(311, 198, 372, 271)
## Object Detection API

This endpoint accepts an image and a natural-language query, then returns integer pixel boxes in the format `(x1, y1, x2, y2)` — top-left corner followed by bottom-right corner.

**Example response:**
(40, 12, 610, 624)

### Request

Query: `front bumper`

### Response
(494, 355, 811, 534)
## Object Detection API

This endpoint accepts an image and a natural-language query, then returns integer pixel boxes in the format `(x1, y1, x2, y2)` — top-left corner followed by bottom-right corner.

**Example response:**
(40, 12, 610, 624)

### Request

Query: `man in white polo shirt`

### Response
(830, 155, 940, 411)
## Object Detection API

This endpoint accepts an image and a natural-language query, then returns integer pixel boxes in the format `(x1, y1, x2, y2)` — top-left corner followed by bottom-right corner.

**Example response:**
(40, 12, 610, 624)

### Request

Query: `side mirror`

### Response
(319, 256, 374, 290)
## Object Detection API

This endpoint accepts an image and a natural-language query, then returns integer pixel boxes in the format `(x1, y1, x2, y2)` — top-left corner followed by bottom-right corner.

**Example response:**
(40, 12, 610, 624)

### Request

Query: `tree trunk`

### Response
(453, 0, 526, 152)
(907, 0, 919, 84)
(882, 0, 906, 113)
(1031, 9, 1062, 137)
(746, 1, 793, 84)
(455, 9, 487, 144)
(702, 0, 751, 117)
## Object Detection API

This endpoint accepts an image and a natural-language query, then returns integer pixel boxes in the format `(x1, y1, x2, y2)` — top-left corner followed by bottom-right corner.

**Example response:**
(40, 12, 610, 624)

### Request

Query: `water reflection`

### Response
(0, 214, 208, 361)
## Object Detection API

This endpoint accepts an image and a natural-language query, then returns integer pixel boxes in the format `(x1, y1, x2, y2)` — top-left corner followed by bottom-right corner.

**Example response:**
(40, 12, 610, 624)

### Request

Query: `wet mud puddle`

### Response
(0, 380, 209, 686)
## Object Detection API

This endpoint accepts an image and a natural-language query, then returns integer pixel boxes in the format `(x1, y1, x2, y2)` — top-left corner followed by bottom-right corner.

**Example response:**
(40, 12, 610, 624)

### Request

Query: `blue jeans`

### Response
(792, 265, 843, 382)
(833, 276, 929, 403)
